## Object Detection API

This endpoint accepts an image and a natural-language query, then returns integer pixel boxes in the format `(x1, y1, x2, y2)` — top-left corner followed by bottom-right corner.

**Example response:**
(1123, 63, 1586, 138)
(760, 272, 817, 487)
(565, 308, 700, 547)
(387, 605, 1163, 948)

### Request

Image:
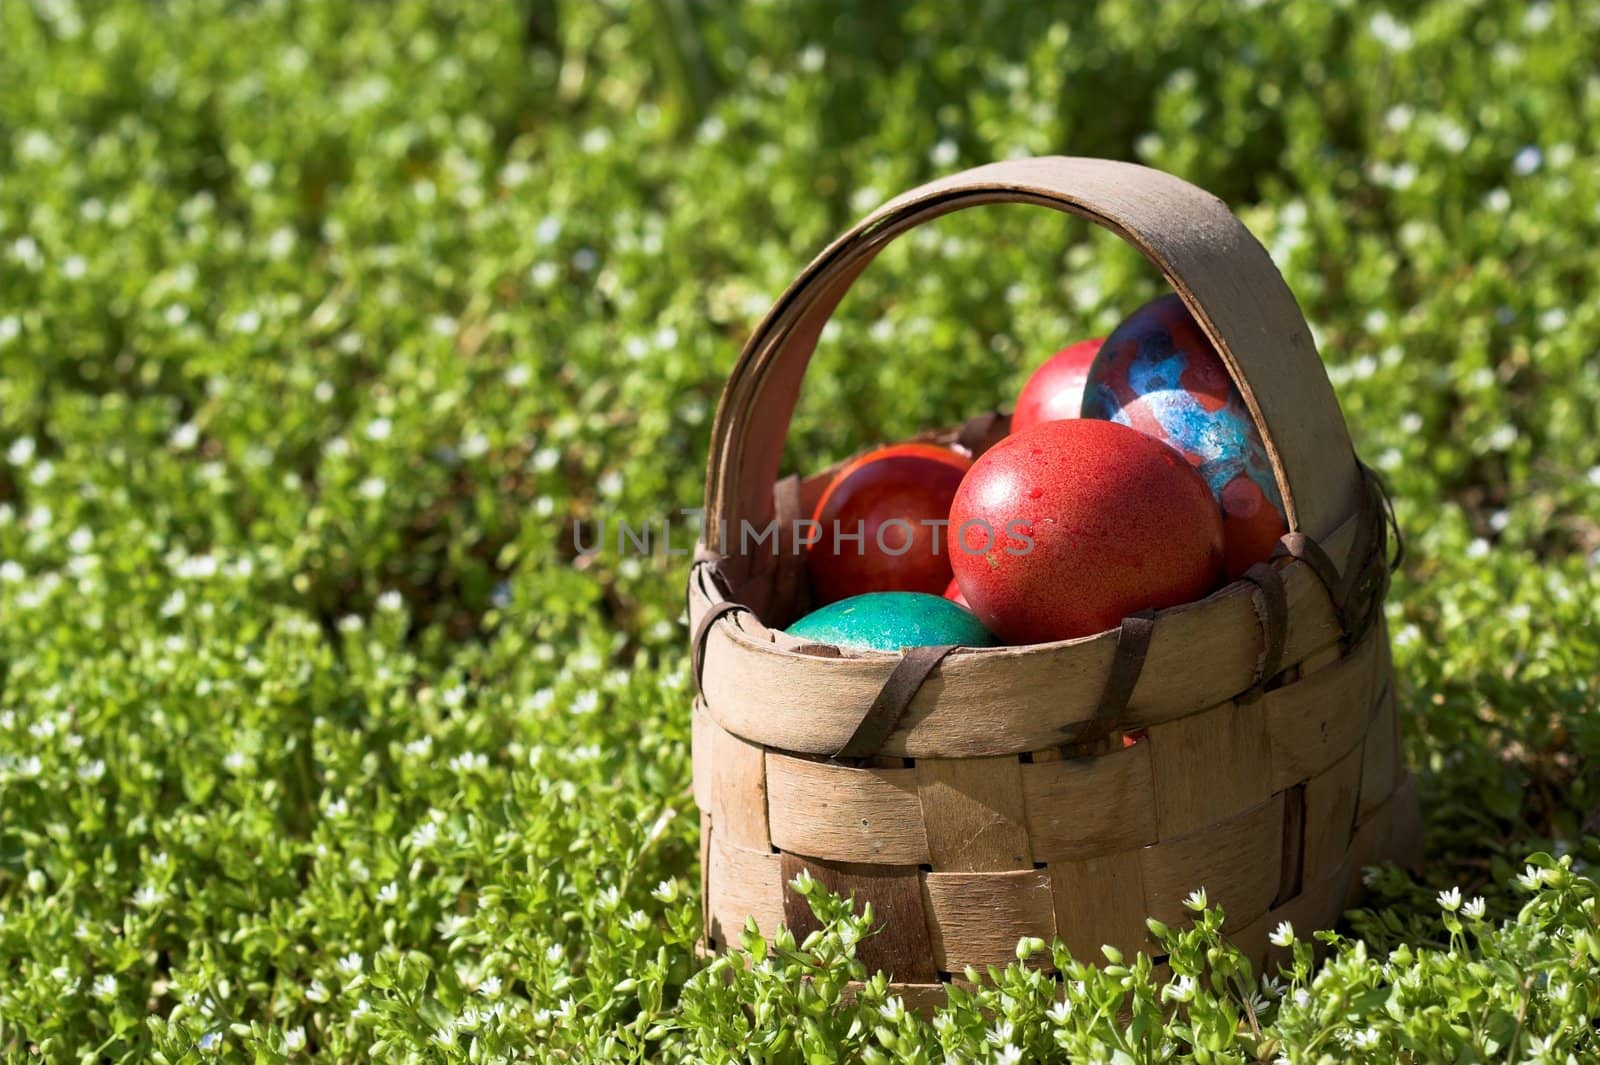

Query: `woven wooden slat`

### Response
(1301, 742, 1364, 886)
(1359, 682, 1402, 820)
(1230, 844, 1358, 969)
(691, 699, 771, 850)
(781, 854, 939, 983)
(1020, 742, 1159, 860)
(765, 754, 929, 864)
(1262, 625, 1380, 791)
(916, 757, 1034, 870)
(923, 869, 1056, 971)
(1048, 849, 1154, 962)
(1347, 773, 1422, 901)
(705, 831, 784, 949)
(1146, 698, 1271, 838)
(1139, 795, 1285, 927)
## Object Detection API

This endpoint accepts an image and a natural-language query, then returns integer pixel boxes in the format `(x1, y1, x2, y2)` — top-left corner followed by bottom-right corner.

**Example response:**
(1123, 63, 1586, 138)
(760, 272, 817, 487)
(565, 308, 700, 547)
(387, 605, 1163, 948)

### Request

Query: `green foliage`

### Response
(1, 0, 1598, 1060)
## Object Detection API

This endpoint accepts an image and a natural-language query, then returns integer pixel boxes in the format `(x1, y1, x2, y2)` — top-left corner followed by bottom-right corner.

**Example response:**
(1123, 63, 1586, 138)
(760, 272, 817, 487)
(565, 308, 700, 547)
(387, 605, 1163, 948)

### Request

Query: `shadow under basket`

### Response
(687, 156, 1422, 1010)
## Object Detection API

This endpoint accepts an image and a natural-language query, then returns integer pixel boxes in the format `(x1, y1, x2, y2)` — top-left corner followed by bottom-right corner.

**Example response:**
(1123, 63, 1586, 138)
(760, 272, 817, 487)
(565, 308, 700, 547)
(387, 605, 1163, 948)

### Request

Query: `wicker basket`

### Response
(687, 157, 1421, 1007)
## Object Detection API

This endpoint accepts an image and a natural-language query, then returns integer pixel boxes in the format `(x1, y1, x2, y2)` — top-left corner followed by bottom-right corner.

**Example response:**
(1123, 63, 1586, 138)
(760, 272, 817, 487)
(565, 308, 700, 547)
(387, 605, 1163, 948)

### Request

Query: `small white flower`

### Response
(1352, 1027, 1381, 1050)
(357, 477, 386, 500)
(448, 751, 487, 773)
(545, 942, 564, 964)
(994, 1047, 1023, 1065)
(1183, 888, 1208, 912)
(170, 422, 200, 450)
(364, 418, 392, 442)
(1046, 999, 1072, 1024)
(337, 952, 362, 976)
(376, 590, 403, 612)
(1517, 864, 1545, 891)
(7, 436, 36, 465)
(177, 554, 219, 579)
(92, 974, 117, 999)
(1513, 146, 1543, 176)
(377, 882, 400, 905)
(1270, 921, 1296, 948)
(1463, 896, 1487, 920)
(285, 1025, 306, 1052)
(1162, 975, 1197, 1003)
(409, 821, 440, 849)
(1437, 886, 1462, 912)
(478, 975, 503, 997)
(1368, 11, 1414, 51)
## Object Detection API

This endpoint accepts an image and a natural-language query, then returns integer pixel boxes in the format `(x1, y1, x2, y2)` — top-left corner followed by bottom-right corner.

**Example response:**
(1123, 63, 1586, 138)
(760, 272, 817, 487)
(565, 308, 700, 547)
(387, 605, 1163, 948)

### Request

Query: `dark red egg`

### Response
(948, 419, 1224, 644)
(942, 576, 969, 609)
(1082, 294, 1287, 578)
(807, 443, 972, 605)
(1010, 337, 1104, 434)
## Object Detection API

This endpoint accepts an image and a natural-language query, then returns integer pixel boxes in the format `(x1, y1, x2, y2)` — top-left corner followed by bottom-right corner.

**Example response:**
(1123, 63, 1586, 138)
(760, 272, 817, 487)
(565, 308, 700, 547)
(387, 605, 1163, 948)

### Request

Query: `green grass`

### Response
(2, 0, 1599, 1060)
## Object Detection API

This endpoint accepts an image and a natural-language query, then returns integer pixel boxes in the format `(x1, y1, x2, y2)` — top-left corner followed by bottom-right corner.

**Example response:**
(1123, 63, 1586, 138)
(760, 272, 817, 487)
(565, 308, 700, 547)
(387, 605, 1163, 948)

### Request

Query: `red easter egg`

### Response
(808, 443, 972, 605)
(942, 576, 969, 609)
(949, 419, 1224, 644)
(1010, 338, 1104, 433)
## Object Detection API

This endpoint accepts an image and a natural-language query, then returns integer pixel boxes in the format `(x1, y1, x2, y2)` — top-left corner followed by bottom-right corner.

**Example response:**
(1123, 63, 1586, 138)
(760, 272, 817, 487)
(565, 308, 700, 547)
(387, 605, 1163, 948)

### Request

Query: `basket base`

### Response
(696, 773, 1422, 1017)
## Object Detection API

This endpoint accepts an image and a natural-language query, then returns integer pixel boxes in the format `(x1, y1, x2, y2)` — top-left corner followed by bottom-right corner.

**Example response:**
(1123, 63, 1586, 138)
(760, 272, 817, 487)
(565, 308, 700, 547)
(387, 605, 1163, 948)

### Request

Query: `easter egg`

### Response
(786, 592, 996, 652)
(1081, 293, 1287, 578)
(949, 419, 1224, 644)
(942, 576, 969, 609)
(1010, 337, 1104, 433)
(807, 443, 971, 605)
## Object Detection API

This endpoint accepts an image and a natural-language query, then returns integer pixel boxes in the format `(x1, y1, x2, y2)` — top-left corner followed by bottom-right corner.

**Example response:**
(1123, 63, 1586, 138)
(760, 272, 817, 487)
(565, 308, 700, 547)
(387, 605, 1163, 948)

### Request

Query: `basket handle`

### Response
(702, 156, 1362, 585)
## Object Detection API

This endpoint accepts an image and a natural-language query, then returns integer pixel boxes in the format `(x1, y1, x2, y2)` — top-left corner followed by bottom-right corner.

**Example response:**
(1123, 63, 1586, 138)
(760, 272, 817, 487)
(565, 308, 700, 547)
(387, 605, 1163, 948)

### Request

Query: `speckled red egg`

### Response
(1010, 337, 1104, 433)
(807, 443, 972, 605)
(948, 419, 1224, 644)
(1082, 294, 1287, 579)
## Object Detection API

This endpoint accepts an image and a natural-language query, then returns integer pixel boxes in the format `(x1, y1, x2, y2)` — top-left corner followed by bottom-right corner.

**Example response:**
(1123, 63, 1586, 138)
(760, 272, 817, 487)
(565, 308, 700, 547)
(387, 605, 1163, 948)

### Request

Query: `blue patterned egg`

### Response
(1082, 294, 1288, 578)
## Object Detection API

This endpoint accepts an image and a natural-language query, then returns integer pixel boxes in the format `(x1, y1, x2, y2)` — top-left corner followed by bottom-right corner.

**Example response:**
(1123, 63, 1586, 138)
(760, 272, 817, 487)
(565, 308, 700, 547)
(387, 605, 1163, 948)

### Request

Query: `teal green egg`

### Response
(785, 592, 996, 652)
